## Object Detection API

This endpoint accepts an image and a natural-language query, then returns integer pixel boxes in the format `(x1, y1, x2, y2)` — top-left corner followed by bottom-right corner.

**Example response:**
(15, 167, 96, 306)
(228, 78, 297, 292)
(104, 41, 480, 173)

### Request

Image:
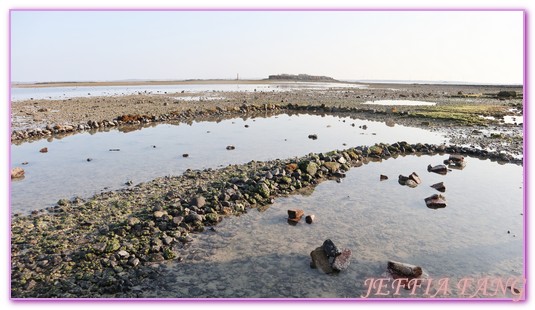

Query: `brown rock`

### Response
(39, 147, 48, 153)
(387, 260, 423, 278)
(380, 174, 388, 181)
(310, 246, 333, 274)
(425, 194, 447, 209)
(286, 163, 298, 171)
(288, 209, 304, 221)
(430, 182, 446, 192)
(305, 214, 315, 224)
(408, 172, 421, 184)
(449, 154, 465, 164)
(11, 167, 25, 179)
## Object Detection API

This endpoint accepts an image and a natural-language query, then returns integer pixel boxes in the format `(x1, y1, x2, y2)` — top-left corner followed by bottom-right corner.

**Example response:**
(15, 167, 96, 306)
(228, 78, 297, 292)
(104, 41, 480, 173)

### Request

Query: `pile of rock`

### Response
(398, 172, 421, 188)
(310, 239, 352, 274)
(287, 209, 315, 225)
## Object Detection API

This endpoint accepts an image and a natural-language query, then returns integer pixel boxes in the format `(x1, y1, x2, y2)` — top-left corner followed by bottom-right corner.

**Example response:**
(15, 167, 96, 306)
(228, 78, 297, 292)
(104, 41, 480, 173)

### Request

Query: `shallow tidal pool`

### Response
(138, 154, 524, 299)
(11, 114, 447, 213)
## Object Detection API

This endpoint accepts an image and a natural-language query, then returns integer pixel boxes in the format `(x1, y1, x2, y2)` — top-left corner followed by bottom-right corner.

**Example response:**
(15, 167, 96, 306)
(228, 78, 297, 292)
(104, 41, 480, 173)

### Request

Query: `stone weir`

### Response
(11, 142, 521, 298)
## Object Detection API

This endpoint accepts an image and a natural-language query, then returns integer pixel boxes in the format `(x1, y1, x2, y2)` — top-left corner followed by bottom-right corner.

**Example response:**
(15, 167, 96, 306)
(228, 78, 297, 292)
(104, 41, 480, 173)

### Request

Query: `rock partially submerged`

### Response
(427, 164, 448, 175)
(425, 194, 447, 209)
(444, 154, 466, 168)
(310, 246, 333, 274)
(398, 172, 420, 188)
(39, 147, 48, 153)
(387, 260, 423, 278)
(11, 167, 25, 179)
(288, 209, 304, 223)
(310, 240, 352, 274)
(430, 182, 446, 192)
(380, 174, 388, 181)
(387, 260, 425, 289)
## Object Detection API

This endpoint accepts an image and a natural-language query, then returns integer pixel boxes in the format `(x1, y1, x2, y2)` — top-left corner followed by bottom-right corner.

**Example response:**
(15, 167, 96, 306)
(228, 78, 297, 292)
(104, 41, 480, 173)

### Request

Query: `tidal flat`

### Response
(10, 81, 524, 299)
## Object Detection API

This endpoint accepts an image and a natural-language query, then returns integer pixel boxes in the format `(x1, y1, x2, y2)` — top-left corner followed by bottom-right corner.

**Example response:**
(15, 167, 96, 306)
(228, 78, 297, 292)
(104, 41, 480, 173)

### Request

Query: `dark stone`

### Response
(185, 213, 203, 223)
(322, 239, 341, 258)
(226, 145, 236, 150)
(182, 154, 189, 158)
(305, 214, 315, 224)
(332, 248, 352, 271)
(430, 182, 446, 192)
(109, 148, 120, 152)
(425, 194, 447, 209)
(86, 158, 92, 162)
(308, 134, 318, 140)
(380, 174, 388, 181)
(310, 246, 333, 274)
(427, 164, 448, 175)
(39, 147, 48, 153)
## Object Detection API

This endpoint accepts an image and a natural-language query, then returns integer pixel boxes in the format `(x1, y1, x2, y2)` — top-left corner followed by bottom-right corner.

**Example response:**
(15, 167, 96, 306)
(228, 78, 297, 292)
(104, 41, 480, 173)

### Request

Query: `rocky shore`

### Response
(10, 83, 524, 298)
(11, 140, 521, 298)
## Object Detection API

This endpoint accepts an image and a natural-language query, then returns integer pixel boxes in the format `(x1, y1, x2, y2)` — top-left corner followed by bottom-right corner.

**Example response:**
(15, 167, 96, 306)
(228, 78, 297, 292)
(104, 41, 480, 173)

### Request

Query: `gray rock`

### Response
(117, 250, 130, 259)
(153, 211, 166, 219)
(172, 216, 183, 226)
(409, 172, 421, 184)
(427, 164, 447, 175)
(129, 257, 140, 267)
(405, 179, 418, 188)
(191, 196, 206, 208)
(185, 213, 203, 223)
(310, 246, 333, 274)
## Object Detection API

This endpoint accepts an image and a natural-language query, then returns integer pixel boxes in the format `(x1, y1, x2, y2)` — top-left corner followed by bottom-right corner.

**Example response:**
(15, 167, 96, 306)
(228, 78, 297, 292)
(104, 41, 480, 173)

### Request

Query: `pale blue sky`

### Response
(10, 10, 524, 84)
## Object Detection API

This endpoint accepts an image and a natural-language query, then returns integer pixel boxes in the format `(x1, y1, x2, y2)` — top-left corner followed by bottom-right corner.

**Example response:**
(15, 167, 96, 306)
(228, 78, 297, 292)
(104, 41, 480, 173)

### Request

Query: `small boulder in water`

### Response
(11, 167, 25, 179)
(425, 194, 447, 209)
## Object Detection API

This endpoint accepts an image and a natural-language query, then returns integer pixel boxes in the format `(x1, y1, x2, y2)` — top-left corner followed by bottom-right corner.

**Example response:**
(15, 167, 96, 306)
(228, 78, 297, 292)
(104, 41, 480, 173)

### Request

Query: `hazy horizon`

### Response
(10, 11, 524, 84)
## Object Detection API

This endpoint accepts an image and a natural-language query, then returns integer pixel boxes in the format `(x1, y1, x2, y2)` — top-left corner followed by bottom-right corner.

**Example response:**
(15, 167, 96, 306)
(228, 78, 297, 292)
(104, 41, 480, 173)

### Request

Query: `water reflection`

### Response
(11, 114, 446, 213)
(145, 155, 523, 298)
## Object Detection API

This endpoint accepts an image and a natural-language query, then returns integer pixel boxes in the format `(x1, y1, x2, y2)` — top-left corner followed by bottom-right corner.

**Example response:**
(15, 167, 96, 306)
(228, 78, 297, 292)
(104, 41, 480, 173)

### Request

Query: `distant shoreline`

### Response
(11, 79, 521, 89)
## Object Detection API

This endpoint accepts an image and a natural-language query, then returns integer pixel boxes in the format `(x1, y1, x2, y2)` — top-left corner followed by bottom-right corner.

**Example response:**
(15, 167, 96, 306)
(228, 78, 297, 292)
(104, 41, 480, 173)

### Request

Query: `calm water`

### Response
(10, 114, 446, 213)
(142, 155, 524, 298)
(11, 82, 366, 101)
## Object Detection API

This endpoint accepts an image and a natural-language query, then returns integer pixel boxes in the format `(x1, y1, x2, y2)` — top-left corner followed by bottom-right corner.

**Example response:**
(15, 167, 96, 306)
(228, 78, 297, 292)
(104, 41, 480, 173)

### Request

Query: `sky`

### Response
(10, 10, 524, 84)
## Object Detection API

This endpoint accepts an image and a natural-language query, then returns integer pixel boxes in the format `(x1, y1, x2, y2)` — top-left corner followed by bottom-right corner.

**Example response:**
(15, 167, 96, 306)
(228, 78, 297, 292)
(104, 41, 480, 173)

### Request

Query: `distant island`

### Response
(267, 74, 337, 82)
